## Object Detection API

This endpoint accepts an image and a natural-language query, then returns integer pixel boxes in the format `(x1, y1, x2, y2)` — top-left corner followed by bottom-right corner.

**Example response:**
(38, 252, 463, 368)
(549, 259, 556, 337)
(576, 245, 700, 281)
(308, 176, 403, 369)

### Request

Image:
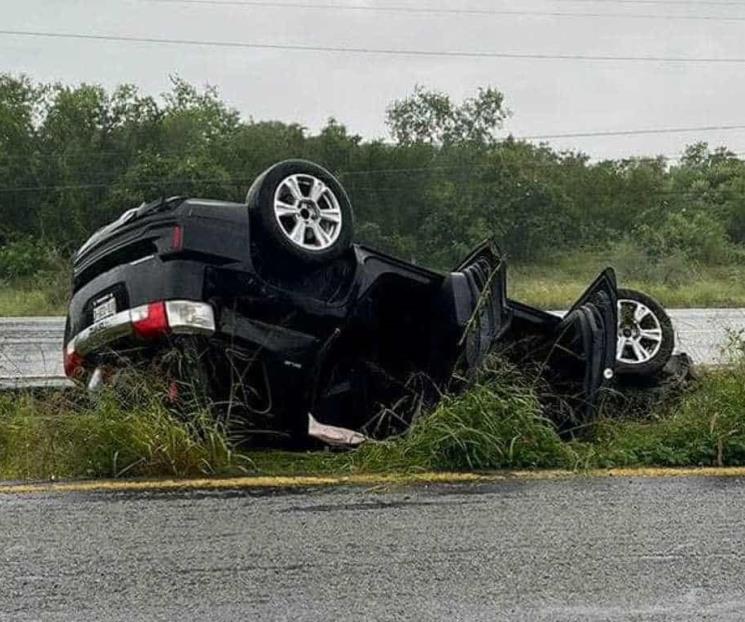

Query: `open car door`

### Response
(505, 268, 618, 426)
(443, 241, 511, 377)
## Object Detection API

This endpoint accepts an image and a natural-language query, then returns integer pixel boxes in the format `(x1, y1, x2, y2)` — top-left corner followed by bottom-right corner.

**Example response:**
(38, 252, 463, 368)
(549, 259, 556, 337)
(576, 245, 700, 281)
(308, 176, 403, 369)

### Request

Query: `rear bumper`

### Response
(64, 300, 216, 378)
(67, 257, 210, 339)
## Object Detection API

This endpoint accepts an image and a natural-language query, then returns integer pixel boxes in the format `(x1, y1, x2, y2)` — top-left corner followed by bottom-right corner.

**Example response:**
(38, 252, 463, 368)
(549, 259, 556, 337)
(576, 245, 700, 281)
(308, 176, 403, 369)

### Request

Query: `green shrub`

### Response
(634, 210, 734, 265)
(607, 210, 734, 286)
(0, 238, 57, 280)
(608, 239, 691, 286)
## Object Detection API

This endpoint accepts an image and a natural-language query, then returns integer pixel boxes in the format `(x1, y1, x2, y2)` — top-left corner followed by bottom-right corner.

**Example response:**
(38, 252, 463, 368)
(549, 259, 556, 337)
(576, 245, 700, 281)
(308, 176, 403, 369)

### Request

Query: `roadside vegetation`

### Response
(3, 75, 745, 480)
(0, 240, 69, 315)
(3, 351, 745, 481)
(0, 285, 65, 317)
(3, 75, 745, 314)
(6, 246, 745, 315)
(0, 379, 250, 481)
(511, 252, 745, 309)
(255, 358, 745, 476)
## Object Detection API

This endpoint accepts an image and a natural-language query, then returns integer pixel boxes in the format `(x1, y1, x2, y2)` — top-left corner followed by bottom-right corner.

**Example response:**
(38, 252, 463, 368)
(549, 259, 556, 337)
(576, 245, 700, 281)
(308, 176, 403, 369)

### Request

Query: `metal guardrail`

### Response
(1, 309, 744, 388)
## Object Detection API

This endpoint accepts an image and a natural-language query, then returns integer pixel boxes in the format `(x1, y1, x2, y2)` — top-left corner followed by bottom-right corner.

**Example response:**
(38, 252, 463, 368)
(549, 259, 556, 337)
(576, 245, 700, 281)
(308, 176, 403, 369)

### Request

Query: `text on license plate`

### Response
(93, 295, 117, 323)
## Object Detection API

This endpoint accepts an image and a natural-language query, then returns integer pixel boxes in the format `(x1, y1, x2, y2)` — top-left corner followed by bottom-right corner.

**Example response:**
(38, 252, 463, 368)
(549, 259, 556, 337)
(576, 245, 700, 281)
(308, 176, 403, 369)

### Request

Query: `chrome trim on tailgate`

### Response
(67, 300, 216, 358)
(72, 309, 135, 356)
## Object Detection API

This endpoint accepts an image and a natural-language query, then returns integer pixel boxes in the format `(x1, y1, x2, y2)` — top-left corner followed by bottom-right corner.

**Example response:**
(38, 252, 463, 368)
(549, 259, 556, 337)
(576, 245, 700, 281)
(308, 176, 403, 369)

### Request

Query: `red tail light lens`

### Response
(63, 349, 84, 378)
(132, 301, 169, 340)
(171, 225, 183, 251)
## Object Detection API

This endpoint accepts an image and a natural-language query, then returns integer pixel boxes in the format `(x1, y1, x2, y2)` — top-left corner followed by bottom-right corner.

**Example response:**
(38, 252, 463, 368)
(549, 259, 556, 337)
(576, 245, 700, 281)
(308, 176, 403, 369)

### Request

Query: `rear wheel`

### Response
(615, 288, 674, 376)
(247, 160, 354, 264)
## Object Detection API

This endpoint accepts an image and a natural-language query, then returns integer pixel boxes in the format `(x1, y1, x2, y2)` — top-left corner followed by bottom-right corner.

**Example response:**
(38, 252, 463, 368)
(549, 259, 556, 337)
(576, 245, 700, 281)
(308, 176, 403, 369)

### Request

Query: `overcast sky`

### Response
(3, 0, 745, 160)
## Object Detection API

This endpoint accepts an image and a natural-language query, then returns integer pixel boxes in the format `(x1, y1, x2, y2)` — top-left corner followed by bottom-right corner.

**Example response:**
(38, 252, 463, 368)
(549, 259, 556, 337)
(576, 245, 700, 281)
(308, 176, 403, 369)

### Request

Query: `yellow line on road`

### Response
(3, 466, 745, 495)
(0, 472, 498, 495)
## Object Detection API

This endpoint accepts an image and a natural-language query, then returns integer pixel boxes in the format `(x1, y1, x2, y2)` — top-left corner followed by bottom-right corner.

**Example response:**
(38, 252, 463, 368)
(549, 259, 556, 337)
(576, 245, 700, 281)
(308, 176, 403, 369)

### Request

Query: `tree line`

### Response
(1, 74, 743, 274)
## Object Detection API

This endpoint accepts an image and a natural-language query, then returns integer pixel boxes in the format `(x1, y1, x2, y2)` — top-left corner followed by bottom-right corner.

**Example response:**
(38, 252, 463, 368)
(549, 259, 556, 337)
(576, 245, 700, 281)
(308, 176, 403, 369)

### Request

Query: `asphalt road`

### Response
(3, 475, 745, 621)
(1, 309, 744, 387)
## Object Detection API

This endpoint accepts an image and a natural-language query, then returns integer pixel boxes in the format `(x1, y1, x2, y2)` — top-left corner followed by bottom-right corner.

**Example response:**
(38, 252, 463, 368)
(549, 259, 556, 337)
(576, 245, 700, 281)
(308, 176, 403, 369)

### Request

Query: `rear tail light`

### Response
(170, 225, 183, 251)
(132, 302, 169, 339)
(64, 300, 215, 380)
(131, 301, 215, 337)
(165, 300, 215, 334)
(63, 345, 84, 378)
(132, 301, 170, 339)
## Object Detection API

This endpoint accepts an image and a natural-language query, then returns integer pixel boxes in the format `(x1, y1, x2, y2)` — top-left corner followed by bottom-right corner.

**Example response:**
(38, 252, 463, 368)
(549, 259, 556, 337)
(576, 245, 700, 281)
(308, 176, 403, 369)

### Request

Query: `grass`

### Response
(353, 367, 573, 472)
(511, 252, 745, 309)
(367, 362, 745, 472)
(589, 366, 745, 468)
(3, 252, 745, 316)
(249, 362, 745, 478)
(4, 354, 745, 482)
(2, 248, 745, 480)
(0, 269, 69, 316)
(0, 384, 250, 481)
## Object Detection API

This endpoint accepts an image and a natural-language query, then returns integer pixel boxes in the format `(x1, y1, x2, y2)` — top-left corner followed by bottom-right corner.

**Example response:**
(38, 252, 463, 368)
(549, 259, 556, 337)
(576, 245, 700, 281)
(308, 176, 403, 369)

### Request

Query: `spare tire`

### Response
(615, 288, 675, 376)
(246, 160, 354, 264)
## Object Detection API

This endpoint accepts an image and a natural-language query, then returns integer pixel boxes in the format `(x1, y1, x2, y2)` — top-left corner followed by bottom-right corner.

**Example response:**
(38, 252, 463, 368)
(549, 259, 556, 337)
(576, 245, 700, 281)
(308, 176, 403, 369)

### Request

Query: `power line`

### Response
(550, 0, 745, 6)
(3, 155, 745, 193)
(0, 177, 254, 194)
(521, 124, 745, 139)
(339, 154, 745, 177)
(141, 0, 745, 22)
(2, 120, 744, 164)
(4, 29, 745, 63)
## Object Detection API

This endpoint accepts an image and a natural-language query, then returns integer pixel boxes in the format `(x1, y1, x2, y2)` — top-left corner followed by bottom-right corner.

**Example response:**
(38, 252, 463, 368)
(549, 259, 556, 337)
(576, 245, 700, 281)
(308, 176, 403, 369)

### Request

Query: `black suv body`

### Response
(63, 160, 653, 443)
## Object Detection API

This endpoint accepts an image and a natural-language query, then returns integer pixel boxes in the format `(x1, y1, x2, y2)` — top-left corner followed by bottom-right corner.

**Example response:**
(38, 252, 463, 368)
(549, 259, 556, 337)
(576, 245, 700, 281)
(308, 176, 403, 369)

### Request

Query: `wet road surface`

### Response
(3, 475, 745, 621)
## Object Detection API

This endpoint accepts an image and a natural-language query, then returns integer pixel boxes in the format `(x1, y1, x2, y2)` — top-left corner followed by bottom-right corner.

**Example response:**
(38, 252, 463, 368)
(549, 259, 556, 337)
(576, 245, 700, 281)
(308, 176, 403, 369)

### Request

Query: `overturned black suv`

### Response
(64, 160, 676, 445)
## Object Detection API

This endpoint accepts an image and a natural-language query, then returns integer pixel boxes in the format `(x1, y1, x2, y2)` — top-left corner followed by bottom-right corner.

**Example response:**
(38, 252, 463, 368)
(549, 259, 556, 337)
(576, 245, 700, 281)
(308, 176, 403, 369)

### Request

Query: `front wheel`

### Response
(615, 288, 675, 376)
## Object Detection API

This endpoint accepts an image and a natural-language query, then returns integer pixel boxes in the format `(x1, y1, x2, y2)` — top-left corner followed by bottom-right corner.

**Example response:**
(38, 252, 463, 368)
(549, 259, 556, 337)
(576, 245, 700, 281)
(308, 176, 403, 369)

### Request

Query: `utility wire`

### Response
(338, 156, 745, 176)
(1, 148, 742, 171)
(141, 0, 745, 22)
(550, 0, 745, 6)
(1, 123, 744, 163)
(3, 29, 745, 63)
(0, 177, 254, 193)
(3, 158, 744, 194)
(0, 179, 721, 193)
(2, 144, 744, 173)
(521, 124, 745, 139)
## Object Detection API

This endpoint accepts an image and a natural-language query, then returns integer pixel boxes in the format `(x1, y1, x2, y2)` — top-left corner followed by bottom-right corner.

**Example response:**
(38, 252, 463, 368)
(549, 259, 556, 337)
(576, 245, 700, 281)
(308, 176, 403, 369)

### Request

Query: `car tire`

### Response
(615, 288, 674, 376)
(247, 160, 354, 264)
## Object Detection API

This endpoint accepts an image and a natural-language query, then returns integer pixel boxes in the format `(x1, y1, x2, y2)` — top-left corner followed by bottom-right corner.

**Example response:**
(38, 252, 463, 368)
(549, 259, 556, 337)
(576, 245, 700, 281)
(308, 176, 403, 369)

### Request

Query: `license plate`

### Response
(92, 294, 117, 324)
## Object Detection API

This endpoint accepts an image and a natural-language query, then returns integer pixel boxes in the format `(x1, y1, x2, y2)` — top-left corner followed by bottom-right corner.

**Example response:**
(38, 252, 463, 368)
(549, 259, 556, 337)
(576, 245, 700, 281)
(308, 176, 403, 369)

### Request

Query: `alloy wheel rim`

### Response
(616, 298, 663, 364)
(273, 174, 342, 251)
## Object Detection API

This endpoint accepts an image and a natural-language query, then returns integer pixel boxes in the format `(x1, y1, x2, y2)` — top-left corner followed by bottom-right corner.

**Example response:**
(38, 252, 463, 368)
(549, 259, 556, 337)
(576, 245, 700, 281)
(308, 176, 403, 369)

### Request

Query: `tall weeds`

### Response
(5, 350, 745, 481)
(0, 381, 250, 480)
(356, 361, 575, 471)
